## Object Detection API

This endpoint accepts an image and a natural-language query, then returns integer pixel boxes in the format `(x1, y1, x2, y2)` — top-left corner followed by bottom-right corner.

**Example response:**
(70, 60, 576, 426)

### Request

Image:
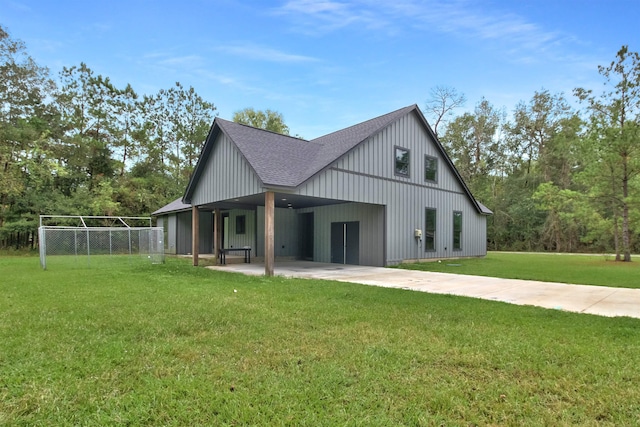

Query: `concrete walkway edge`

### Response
(207, 261, 640, 319)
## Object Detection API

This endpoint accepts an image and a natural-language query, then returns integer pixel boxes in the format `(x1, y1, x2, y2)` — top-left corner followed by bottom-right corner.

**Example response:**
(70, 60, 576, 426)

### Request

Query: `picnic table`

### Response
(219, 247, 251, 264)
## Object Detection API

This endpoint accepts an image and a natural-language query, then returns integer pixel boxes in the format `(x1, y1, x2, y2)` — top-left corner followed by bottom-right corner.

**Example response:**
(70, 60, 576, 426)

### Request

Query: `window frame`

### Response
(425, 208, 436, 252)
(453, 211, 462, 251)
(394, 146, 410, 178)
(424, 155, 438, 183)
(235, 215, 246, 235)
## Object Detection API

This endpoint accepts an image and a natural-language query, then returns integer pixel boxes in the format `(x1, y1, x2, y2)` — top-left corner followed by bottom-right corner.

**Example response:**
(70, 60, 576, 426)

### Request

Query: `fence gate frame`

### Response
(38, 215, 164, 270)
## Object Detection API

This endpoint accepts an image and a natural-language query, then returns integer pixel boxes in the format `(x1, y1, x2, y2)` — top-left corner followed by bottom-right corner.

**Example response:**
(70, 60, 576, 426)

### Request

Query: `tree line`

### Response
(1, 24, 639, 259)
(0, 25, 216, 249)
(430, 46, 640, 261)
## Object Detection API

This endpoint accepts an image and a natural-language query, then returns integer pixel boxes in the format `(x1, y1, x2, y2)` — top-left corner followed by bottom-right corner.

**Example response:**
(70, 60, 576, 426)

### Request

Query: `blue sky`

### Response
(1, 0, 638, 138)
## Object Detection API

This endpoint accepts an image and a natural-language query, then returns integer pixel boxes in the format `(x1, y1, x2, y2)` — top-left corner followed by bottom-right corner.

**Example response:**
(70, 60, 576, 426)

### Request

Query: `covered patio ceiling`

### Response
(198, 192, 350, 211)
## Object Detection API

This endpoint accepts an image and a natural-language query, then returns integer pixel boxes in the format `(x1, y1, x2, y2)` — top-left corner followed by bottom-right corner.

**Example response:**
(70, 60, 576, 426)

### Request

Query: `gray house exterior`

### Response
(153, 198, 213, 255)
(152, 105, 492, 274)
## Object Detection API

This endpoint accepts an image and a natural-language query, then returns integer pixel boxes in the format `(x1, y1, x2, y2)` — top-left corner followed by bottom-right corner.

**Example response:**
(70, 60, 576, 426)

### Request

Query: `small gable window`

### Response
(425, 155, 438, 183)
(395, 146, 410, 177)
(236, 215, 246, 235)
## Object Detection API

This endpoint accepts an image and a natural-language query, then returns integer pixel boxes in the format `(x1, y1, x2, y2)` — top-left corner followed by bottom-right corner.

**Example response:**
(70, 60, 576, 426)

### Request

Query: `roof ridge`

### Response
(216, 117, 311, 143)
(311, 104, 417, 143)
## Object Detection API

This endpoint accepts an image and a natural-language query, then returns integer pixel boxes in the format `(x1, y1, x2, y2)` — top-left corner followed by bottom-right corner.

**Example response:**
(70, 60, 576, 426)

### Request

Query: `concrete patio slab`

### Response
(206, 261, 640, 319)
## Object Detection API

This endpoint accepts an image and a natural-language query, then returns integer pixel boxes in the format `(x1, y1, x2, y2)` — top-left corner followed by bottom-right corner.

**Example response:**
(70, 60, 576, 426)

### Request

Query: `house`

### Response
(152, 104, 492, 275)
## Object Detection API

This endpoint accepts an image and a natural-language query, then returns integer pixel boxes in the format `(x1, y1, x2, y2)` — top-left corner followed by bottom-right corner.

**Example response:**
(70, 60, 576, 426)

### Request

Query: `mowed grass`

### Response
(2, 257, 640, 426)
(398, 251, 640, 289)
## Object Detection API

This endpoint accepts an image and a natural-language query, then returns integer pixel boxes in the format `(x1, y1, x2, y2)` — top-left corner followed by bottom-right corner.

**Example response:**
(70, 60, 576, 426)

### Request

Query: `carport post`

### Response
(213, 208, 221, 264)
(265, 191, 275, 276)
(192, 205, 199, 266)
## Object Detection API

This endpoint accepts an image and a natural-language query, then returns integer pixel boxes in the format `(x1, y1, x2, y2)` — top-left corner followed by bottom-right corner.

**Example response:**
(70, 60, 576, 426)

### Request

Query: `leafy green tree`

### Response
(505, 90, 580, 186)
(0, 25, 220, 247)
(486, 91, 583, 252)
(140, 83, 215, 184)
(441, 98, 504, 190)
(232, 108, 289, 135)
(112, 83, 140, 176)
(575, 46, 640, 261)
(532, 182, 587, 252)
(90, 178, 120, 216)
(166, 82, 216, 177)
(0, 25, 57, 246)
(138, 91, 171, 173)
(56, 63, 119, 191)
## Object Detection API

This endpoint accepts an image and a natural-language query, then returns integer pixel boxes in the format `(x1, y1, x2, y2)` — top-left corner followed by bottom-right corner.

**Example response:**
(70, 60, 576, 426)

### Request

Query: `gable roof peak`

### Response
(311, 104, 417, 146)
(215, 117, 311, 143)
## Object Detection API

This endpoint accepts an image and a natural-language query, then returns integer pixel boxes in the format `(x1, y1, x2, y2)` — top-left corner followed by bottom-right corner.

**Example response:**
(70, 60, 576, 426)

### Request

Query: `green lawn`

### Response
(397, 251, 640, 289)
(2, 256, 640, 426)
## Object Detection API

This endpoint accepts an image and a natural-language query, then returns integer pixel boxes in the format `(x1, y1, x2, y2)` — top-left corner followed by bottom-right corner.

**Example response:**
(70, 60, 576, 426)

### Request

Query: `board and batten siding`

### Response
(256, 207, 299, 258)
(225, 209, 257, 250)
(191, 133, 263, 206)
(252, 203, 384, 266)
(166, 214, 177, 254)
(295, 110, 486, 264)
(175, 210, 213, 254)
(297, 203, 385, 267)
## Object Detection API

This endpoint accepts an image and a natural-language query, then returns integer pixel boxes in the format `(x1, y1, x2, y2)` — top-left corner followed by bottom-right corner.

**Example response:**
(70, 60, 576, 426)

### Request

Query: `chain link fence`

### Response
(38, 216, 164, 270)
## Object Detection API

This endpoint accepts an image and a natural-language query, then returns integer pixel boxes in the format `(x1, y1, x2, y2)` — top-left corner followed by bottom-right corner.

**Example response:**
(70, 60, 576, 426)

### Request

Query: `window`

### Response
(424, 155, 438, 182)
(395, 146, 410, 177)
(236, 215, 246, 235)
(453, 211, 462, 250)
(425, 208, 436, 251)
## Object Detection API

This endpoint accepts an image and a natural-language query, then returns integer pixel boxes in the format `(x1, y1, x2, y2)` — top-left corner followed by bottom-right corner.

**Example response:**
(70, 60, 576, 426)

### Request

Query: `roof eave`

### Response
(183, 120, 220, 205)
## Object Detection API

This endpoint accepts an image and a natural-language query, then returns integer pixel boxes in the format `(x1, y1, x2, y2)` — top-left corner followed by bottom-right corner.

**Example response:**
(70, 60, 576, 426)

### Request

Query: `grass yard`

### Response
(398, 251, 640, 289)
(1, 256, 640, 426)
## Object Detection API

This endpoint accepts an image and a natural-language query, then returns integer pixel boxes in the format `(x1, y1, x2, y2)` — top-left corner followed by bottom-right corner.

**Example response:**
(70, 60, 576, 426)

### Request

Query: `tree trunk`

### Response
(622, 158, 631, 261)
(613, 214, 621, 261)
(610, 171, 621, 261)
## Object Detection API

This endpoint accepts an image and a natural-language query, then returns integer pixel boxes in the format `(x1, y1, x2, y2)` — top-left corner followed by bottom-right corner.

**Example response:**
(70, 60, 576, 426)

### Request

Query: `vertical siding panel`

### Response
(167, 215, 177, 254)
(297, 203, 384, 266)
(192, 134, 262, 205)
(291, 112, 486, 264)
(198, 211, 213, 253)
(226, 209, 256, 250)
(275, 208, 299, 257)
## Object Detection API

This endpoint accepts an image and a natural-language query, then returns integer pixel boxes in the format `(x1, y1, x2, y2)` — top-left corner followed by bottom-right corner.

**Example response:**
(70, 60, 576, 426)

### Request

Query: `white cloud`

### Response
(156, 55, 204, 67)
(194, 69, 240, 86)
(277, 0, 572, 61)
(214, 43, 320, 63)
(276, 0, 390, 33)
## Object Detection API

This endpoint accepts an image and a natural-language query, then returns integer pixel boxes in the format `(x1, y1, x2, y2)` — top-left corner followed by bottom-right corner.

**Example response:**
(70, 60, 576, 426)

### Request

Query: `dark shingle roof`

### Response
(214, 104, 417, 188)
(181, 104, 491, 215)
(216, 119, 322, 187)
(151, 198, 191, 216)
(305, 105, 416, 183)
(476, 200, 493, 215)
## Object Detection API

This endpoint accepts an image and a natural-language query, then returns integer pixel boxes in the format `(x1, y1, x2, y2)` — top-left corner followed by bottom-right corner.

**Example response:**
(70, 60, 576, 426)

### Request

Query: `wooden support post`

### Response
(192, 205, 199, 266)
(213, 208, 221, 264)
(264, 191, 275, 276)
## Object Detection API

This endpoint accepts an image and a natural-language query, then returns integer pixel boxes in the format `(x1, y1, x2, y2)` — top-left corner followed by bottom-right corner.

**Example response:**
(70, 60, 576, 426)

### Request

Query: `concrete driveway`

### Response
(206, 261, 640, 319)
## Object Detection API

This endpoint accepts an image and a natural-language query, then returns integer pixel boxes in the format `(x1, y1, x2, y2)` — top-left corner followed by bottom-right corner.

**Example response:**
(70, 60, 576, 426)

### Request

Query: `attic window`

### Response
(394, 146, 410, 177)
(425, 155, 438, 182)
